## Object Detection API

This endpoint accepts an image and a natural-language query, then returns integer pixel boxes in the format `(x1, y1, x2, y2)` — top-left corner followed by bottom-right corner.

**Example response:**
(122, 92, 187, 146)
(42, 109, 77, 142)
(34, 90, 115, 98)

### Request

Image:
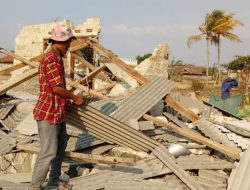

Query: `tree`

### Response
(136, 53, 152, 64)
(207, 10, 243, 81)
(187, 14, 215, 78)
(227, 55, 250, 70)
(227, 55, 250, 93)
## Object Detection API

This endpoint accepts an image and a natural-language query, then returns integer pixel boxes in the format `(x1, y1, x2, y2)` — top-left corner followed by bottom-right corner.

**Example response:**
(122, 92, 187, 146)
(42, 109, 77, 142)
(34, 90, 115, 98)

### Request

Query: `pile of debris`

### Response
(0, 23, 250, 190)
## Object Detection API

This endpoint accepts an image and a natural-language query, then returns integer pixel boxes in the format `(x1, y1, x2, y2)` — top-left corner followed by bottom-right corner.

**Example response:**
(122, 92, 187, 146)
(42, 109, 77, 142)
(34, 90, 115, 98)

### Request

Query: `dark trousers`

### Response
(30, 121, 67, 188)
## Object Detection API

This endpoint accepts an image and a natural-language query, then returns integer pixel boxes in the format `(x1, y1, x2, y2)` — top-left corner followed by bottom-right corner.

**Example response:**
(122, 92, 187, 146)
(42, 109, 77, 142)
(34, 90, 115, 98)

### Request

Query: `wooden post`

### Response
(17, 144, 135, 166)
(165, 96, 199, 122)
(69, 53, 75, 79)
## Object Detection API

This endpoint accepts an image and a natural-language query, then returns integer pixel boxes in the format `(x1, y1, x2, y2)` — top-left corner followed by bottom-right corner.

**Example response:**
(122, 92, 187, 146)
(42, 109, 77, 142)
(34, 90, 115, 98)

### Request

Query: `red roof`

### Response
(168, 66, 204, 75)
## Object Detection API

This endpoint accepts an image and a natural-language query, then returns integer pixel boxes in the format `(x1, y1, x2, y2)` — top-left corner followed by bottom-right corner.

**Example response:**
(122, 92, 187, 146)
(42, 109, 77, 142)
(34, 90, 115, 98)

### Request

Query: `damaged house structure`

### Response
(0, 17, 250, 190)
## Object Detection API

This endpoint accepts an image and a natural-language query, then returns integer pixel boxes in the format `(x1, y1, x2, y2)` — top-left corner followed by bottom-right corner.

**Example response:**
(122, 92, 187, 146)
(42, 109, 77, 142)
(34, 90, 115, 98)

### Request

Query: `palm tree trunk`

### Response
(206, 38, 210, 80)
(217, 35, 221, 83)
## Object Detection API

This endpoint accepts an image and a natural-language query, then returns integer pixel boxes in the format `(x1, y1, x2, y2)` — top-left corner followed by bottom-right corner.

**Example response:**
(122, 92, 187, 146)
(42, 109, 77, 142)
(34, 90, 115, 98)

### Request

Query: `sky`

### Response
(1, 0, 250, 67)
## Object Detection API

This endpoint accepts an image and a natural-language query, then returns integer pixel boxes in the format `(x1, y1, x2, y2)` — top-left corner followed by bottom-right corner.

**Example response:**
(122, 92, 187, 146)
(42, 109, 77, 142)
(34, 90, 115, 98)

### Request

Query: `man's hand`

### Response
(73, 96, 84, 105)
(52, 86, 84, 106)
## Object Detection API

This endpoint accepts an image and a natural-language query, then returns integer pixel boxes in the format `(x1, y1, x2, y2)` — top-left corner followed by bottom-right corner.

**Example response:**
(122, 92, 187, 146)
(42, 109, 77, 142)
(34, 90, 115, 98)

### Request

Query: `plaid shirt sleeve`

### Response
(45, 61, 63, 88)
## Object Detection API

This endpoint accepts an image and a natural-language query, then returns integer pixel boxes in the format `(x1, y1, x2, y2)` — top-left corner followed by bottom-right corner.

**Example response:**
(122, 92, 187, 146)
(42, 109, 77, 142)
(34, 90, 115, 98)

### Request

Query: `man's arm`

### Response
(52, 86, 84, 105)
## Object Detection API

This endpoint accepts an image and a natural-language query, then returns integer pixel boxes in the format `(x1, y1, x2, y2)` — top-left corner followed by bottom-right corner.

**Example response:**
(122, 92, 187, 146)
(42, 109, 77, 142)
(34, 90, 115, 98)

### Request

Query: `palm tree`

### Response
(187, 14, 215, 78)
(207, 10, 243, 81)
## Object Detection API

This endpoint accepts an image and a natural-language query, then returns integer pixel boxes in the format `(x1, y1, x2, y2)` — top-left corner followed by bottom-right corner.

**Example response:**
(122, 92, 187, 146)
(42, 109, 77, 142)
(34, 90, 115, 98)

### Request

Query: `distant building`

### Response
(168, 65, 204, 76)
(119, 58, 137, 67)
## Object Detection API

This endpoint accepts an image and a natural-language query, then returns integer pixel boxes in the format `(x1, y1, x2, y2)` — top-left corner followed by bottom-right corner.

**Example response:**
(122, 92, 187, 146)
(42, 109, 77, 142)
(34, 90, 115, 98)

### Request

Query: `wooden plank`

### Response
(79, 64, 106, 85)
(0, 48, 38, 68)
(69, 39, 88, 52)
(72, 52, 107, 81)
(0, 68, 38, 94)
(143, 114, 241, 160)
(0, 54, 42, 76)
(0, 49, 106, 98)
(0, 63, 26, 76)
(69, 53, 75, 79)
(87, 40, 148, 85)
(17, 144, 135, 166)
(165, 96, 199, 122)
(72, 52, 96, 71)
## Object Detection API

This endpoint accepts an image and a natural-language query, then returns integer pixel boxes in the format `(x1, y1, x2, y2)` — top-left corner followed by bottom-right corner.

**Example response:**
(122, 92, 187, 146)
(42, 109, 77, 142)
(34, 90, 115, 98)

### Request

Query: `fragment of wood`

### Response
(71, 52, 106, 80)
(95, 83, 116, 92)
(69, 54, 75, 79)
(0, 48, 39, 68)
(79, 64, 106, 85)
(87, 40, 148, 85)
(143, 114, 241, 160)
(165, 96, 199, 122)
(0, 54, 42, 76)
(17, 144, 135, 166)
(72, 52, 96, 71)
(66, 78, 109, 99)
(0, 68, 38, 95)
(69, 39, 88, 52)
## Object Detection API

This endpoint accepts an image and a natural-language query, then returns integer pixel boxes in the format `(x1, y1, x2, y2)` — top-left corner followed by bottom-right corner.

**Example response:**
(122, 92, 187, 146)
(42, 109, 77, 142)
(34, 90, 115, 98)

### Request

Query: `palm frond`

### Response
(187, 34, 203, 48)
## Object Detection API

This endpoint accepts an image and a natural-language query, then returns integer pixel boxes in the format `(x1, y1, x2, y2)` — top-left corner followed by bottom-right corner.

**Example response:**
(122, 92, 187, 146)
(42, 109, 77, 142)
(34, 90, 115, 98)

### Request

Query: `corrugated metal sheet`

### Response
(0, 109, 27, 131)
(66, 134, 104, 152)
(89, 96, 124, 115)
(0, 103, 14, 120)
(67, 104, 223, 190)
(153, 145, 205, 190)
(110, 77, 176, 124)
(169, 92, 216, 116)
(105, 179, 188, 190)
(66, 105, 160, 152)
(72, 154, 232, 190)
(0, 130, 16, 155)
(228, 146, 250, 190)
(194, 119, 240, 151)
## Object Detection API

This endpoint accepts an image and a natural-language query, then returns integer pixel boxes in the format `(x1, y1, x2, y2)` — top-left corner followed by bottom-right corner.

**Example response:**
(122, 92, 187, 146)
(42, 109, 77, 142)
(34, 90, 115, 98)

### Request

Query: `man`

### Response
(29, 25, 84, 190)
(221, 73, 238, 100)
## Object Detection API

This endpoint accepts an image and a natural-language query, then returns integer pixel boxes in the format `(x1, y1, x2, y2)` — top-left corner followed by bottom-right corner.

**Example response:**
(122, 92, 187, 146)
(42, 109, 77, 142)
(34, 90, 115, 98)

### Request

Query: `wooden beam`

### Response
(79, 64, 106, 85)
(69, 39, 88, 52)
(17, 144, 135, 166)
(72, 52, 107, 81)
(69, 54, 75, 79)
(0, 63, 26, 76)
(71, 52, 95, 71)
(165, 96, 199, 122)
(0, 48, 106, 98)
(0, 68, 38, 94)
(0, 54, 42, 76)
(0, 48, 38, 68)
(143, 114, 241, 160)
(87, 40, 148, 85)
(66, 78, 109, 100)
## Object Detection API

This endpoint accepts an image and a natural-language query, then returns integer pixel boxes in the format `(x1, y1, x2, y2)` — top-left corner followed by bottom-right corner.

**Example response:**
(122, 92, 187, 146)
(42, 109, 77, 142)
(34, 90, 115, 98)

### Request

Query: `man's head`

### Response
(48, 25, 75, 55)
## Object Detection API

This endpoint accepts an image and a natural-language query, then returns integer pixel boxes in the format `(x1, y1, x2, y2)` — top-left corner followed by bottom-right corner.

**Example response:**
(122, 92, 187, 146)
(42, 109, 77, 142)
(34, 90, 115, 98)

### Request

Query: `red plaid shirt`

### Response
(33, 49, 67, 124)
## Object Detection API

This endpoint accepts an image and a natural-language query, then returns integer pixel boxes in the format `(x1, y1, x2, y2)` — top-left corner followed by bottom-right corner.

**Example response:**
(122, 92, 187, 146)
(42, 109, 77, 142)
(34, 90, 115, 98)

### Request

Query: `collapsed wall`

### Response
(14, 18, 101, 64)
(135, 43, 169, 79)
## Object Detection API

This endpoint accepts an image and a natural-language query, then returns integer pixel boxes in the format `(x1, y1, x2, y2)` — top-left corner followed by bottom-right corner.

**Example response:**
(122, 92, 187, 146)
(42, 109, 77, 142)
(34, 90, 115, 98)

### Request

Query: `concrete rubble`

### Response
(0, 18, 249, 190)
